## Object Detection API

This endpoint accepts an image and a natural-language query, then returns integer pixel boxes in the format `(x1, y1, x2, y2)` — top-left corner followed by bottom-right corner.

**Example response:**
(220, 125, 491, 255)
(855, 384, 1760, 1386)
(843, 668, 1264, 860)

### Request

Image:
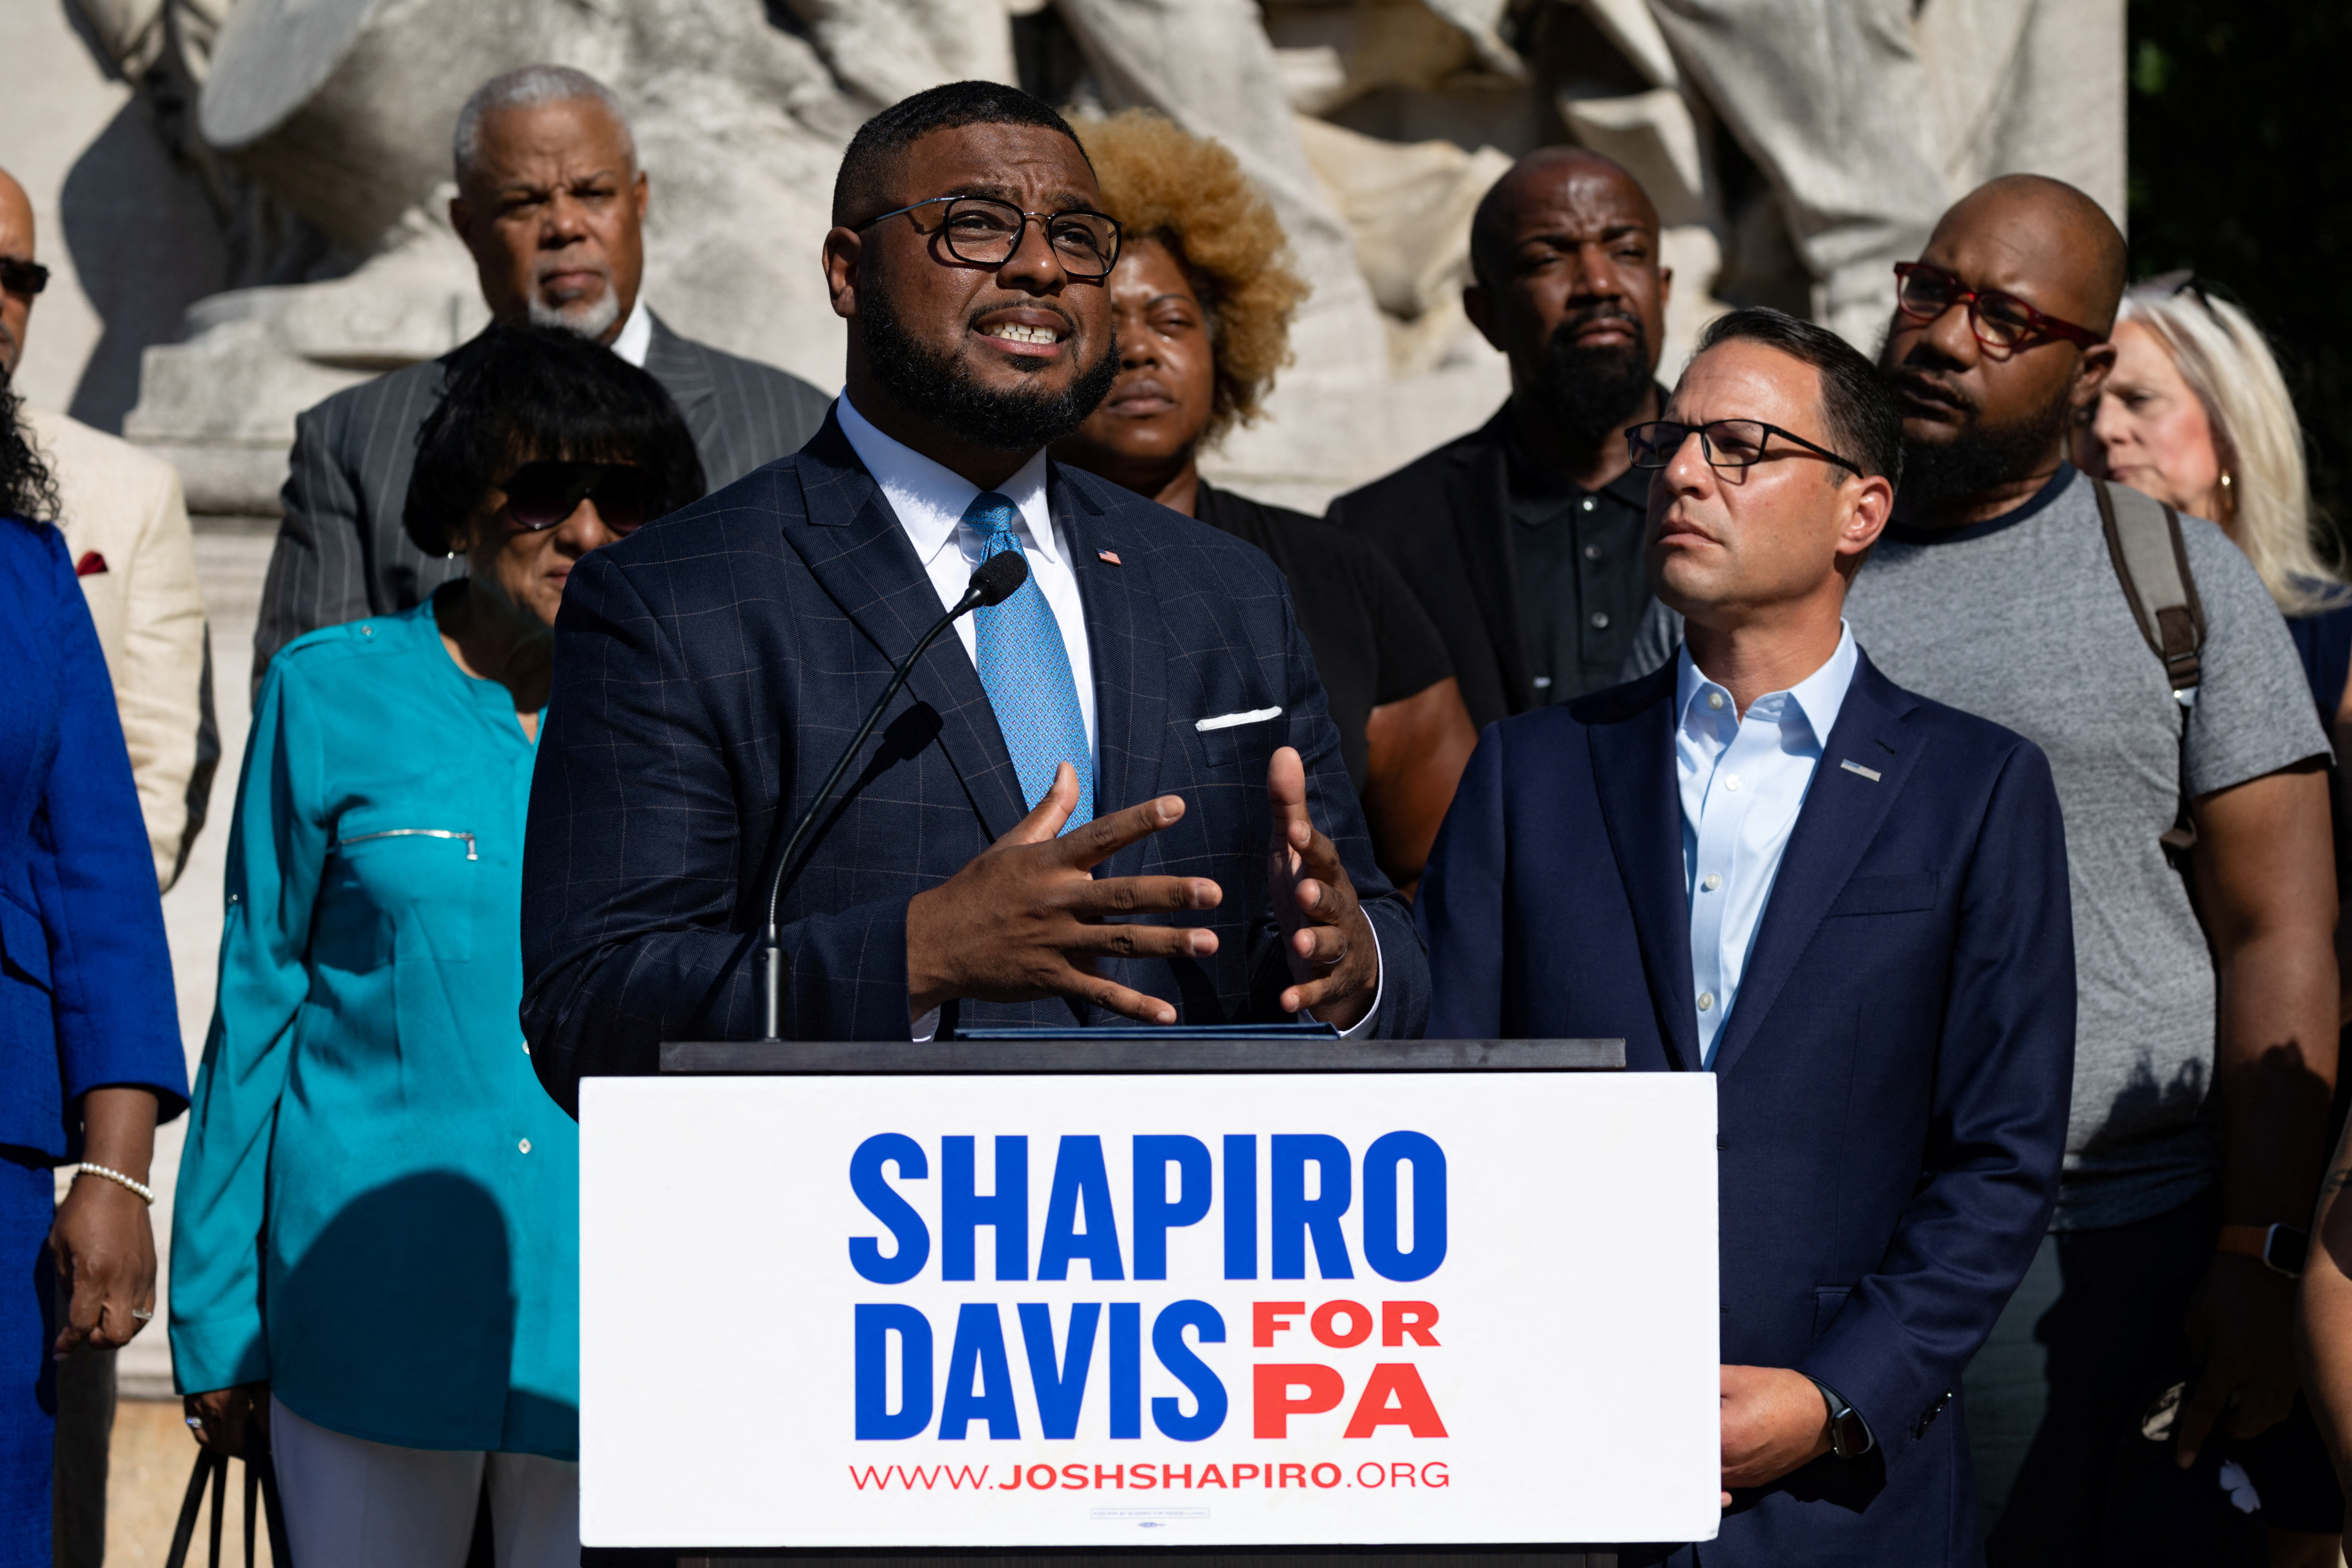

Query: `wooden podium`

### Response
(579, 1033, 1708, 1568)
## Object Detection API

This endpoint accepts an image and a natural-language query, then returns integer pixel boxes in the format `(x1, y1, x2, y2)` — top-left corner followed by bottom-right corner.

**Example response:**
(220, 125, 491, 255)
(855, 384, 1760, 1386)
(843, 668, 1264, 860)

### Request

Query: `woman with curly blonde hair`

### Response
(1054, 110, 1475, 892)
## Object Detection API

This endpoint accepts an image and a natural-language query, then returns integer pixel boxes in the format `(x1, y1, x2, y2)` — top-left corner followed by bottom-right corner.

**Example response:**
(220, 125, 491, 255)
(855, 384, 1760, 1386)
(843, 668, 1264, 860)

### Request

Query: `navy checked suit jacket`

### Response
(253, 313, 831, 690)
(1415, 653, 2075, 1568)
(520, 414, 1429, 1109)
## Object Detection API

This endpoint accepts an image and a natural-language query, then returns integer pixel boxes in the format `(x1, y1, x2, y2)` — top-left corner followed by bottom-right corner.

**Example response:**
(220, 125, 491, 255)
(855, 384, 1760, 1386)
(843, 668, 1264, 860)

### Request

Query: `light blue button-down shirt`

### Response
(1676, 624, 1859, 1068)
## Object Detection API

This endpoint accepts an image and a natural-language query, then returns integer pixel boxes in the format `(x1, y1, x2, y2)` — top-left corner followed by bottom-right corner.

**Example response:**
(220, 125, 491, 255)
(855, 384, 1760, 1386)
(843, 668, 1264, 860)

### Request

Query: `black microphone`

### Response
(756, 551, 1031, 1038)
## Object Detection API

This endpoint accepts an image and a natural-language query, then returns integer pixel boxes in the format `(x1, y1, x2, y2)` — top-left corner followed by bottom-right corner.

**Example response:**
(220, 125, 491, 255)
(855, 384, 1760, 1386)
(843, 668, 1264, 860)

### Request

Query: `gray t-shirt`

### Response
(1626, 468, 2328, 1229)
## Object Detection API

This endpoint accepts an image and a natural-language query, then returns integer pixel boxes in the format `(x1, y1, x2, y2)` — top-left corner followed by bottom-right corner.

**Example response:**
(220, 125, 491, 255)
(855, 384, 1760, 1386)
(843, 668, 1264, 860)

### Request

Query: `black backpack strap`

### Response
(2095, 477, 2207, 858)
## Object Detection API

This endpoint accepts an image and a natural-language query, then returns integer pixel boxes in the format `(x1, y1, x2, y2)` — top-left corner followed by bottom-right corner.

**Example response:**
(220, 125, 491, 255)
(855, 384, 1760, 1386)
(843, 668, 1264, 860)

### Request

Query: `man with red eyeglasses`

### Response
(1629, 173, 2340, 1565)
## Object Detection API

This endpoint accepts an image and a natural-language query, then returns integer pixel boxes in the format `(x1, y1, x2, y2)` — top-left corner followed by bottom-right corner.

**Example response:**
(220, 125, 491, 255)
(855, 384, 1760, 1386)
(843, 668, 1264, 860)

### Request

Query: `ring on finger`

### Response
(131, 1308, 153, 1321)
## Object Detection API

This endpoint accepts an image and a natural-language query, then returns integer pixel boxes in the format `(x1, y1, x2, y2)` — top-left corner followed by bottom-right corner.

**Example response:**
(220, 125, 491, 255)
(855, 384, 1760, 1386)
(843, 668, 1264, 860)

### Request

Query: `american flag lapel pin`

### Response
(1096, 548, 1123, 566)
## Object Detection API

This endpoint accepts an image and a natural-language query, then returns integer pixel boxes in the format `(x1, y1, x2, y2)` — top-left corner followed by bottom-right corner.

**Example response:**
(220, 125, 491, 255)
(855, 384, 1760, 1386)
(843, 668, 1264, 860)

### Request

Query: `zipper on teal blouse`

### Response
(332, 828, 478, 861)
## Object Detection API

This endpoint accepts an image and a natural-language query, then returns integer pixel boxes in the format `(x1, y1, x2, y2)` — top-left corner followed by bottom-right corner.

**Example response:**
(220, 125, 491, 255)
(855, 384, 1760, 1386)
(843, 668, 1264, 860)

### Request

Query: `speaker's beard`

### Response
(862, 290, 1121, 453)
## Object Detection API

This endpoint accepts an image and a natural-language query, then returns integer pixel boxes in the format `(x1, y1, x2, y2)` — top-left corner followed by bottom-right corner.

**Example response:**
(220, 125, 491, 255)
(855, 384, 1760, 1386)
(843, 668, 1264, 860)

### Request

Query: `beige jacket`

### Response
(25, 407, 214, 890)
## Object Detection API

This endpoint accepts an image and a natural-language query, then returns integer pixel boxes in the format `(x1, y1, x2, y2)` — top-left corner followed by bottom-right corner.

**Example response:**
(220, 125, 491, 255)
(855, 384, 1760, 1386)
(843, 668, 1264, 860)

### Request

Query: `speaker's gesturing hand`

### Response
(906, 763, 1222, 1023)
(1268, 745, 1380, 1030)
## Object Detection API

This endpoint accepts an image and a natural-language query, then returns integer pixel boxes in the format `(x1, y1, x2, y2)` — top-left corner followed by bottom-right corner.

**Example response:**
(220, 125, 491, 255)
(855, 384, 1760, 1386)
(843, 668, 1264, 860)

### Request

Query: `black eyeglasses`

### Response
(1625, 419, 1863, 476)
(495, 461, 653, 536)
(0, 259, 48, 298)
(1893, 261, 2103, 352)
(856, 196, 1122, 279)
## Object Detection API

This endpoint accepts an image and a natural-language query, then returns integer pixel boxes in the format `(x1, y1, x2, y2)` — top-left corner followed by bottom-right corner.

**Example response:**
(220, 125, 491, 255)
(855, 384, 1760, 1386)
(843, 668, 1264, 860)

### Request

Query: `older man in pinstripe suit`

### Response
(252, 64, 830, 692)
(520, 81, 1425, 1103)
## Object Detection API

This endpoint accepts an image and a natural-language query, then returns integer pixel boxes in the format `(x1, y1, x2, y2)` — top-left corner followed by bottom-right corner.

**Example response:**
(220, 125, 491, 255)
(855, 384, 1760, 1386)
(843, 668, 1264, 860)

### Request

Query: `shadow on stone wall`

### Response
(59, 96, 226, 435)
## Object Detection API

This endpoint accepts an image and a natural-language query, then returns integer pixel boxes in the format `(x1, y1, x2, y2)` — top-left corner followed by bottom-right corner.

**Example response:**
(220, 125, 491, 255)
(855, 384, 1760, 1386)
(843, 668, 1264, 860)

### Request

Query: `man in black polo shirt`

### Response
(1328, 146, 1668, 727)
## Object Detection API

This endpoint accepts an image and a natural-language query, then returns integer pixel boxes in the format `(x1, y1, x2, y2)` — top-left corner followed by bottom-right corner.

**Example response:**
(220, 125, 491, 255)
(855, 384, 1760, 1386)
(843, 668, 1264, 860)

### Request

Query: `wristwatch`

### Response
(2217, 1222, 2310, 1279)
(1813, 1379, 1873, 1459)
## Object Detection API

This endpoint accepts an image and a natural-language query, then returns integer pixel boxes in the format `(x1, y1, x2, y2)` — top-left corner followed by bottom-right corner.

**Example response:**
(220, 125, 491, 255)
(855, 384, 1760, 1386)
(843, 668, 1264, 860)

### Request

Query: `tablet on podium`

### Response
(579, 1032, 1717, 1568)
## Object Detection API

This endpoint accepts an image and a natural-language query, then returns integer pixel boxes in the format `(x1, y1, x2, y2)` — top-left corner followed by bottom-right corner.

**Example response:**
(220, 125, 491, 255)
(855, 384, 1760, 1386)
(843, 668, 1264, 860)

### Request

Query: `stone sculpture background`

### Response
(0, 0, 2117, 1413)
(61, 0, 2121, 514)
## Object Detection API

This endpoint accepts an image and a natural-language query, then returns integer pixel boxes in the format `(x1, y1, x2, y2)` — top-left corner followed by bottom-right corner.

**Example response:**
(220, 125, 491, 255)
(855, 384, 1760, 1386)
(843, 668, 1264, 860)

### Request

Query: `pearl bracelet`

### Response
(75, 1163, 154, 1206)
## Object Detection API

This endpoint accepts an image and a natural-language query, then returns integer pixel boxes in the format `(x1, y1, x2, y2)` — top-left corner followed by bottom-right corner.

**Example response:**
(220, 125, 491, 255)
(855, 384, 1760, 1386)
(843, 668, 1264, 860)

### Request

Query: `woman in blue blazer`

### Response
(0, 395, 188, 1564)
(170, 326, 703, 1566)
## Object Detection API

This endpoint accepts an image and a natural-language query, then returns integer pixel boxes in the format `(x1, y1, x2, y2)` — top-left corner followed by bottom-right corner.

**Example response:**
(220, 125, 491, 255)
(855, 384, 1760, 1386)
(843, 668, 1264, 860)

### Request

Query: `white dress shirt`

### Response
(1676, 624, 1859, 1069)
(835, 394, 1097, 750)
(833, 394, 1378, 1040)
(609, 294, 654, 368)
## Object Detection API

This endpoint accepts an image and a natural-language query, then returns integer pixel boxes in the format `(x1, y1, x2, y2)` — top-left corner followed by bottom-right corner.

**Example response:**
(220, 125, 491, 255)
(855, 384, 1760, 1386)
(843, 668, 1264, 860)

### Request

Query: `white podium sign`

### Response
(580, 1070, 1720, 1550)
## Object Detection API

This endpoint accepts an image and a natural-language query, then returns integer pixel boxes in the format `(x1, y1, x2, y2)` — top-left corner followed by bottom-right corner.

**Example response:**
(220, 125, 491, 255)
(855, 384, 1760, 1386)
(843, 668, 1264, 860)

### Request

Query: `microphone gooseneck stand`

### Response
(756, 551, 1032, 1039)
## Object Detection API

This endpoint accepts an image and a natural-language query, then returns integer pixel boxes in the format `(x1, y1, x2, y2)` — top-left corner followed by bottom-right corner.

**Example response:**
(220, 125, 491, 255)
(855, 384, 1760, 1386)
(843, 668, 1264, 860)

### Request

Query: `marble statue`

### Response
(97, 0, 2122, 514)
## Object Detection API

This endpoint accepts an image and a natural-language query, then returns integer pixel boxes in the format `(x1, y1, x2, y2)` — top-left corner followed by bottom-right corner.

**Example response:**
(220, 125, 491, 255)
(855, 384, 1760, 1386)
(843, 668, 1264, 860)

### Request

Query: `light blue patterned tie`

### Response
(965, 492, 1094, 831)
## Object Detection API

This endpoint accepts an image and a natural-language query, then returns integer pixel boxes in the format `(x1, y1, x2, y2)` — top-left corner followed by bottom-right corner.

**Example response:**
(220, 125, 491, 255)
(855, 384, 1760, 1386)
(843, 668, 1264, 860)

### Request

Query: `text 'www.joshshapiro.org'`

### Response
(846, 1461, 1452, 1493)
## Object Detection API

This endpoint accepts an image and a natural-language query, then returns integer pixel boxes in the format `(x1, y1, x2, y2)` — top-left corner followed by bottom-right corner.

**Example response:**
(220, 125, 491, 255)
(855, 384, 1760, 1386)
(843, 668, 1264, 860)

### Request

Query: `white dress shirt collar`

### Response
(1674, 622, 1859, 750)
(1672, 621, 1859, 1070)
(609, 294, 655, 369)
(833, 393, 1055, 560)
(829, 392, 1382, 1044)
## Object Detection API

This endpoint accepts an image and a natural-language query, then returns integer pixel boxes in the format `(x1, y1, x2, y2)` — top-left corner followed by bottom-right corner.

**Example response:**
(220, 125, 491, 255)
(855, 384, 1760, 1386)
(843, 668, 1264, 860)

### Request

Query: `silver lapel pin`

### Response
(1840, 760, 1882, 783)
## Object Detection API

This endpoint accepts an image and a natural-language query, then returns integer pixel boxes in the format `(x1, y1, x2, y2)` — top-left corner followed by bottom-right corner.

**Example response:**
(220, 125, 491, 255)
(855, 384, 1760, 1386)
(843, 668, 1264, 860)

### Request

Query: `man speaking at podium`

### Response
(518, 82, 1422, 1107)
(1417, 309, 2075, 1563)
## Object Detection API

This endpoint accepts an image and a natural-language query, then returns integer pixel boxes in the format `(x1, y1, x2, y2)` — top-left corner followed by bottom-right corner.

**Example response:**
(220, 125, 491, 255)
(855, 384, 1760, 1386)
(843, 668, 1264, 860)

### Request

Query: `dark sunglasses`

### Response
(0, 258, 48, 298)
(495, 460, 653, 536)
(1893, 261, 2103, 352)
(1625, 418, 1863, 476)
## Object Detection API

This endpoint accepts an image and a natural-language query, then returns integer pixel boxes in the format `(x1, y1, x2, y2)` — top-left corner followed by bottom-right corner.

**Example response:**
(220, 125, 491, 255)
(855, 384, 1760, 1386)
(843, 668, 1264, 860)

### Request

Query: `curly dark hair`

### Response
(0, 383, 59, 523)
(403, 323, 705, 556)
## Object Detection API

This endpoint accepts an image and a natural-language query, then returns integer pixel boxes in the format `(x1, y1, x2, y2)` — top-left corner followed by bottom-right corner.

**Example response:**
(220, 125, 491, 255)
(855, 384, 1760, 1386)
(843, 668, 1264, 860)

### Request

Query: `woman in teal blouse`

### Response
(170, 325, 704, 1566)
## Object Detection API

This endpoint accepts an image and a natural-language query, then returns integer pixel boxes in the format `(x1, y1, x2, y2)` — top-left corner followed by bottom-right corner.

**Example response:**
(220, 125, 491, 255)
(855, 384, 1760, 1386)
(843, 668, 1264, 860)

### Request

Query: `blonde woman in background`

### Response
(2077, 275, 2351, 737)
(2086, 279, 2352, 1561)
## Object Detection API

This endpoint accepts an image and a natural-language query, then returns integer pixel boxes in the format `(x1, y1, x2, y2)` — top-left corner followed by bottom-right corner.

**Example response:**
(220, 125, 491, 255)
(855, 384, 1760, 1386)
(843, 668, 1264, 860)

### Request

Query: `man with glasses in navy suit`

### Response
(1416, 307, 2075, 1565)
(519, 81, 1422, 1104)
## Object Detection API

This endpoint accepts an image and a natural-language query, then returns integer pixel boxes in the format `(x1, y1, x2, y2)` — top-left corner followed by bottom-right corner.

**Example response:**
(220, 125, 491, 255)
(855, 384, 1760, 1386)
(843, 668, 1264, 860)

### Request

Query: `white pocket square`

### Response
(1195, 706, 1283, 732)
